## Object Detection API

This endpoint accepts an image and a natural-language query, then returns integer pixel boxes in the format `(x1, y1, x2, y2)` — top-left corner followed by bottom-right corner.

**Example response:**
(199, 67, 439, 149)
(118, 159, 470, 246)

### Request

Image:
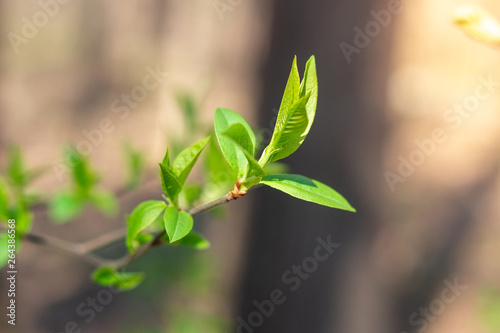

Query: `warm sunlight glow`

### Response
(453, 5, 500, 46)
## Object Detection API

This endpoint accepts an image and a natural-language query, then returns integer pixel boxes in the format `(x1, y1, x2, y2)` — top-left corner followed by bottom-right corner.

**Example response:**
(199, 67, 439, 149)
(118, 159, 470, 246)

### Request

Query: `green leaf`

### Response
(159, 163, 182, 201)
(277, 56, 301, 122)
(7, 146, 26, 188)
(204, 135, 237, 188)
(92, 266, 117, 285)
(176, 231, 210, 250)
(134, 232, 154, 247)
(172, 136, 211, 185)
(164, 206, 193, 243)
(0, 177, 10, 221)
(10, 202, 32, 235)
(241, 149, 266, 178)
(261, 94, 310, 165)
(126, 200, 167, 253)
(66, 147, 96, 196)
(180, 184, 202, 207)
(91, 267, 145, 291)
(260, 174, 355, 211)
(162, 147, 170, 167)
(214, 108, 256, 177)
(222, 133, 265, 178)
(223, 123, 255, 155)
(264, 162, 290, 175)
(0, 229, 24, 270)
(49, 191, 85, 223)
(299, 56, 318, 136)
(89, 190, 119, 217)
(259, 56, 318, 166)
(0, 233, 9, 269)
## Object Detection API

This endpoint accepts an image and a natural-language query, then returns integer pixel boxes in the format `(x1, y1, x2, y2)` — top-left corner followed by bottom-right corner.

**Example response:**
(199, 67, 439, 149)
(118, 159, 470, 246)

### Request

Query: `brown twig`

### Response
(13, 193, 234, 269)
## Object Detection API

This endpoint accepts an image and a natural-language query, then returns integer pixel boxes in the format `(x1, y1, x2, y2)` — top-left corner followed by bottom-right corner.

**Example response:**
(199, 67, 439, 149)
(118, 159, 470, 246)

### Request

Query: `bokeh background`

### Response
(1, 0, 500, 332)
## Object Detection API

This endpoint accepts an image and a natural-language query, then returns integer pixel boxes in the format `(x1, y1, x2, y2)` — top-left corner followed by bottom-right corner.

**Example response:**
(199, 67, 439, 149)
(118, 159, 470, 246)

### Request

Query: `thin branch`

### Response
(22, 233, 104, 266)
(188, 195, 231, 216)
(16, 194, 235, 269)
(79, 227, 127, 253)
(106, 194, 233, 269)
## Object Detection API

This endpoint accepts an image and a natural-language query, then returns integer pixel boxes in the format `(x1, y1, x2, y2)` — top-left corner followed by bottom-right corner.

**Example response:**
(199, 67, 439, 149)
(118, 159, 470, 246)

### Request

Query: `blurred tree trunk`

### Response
(236, 0, 394, 332)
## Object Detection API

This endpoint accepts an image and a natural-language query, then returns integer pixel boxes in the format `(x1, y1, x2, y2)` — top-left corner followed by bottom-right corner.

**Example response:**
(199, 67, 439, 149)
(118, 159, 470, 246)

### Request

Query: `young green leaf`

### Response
(10, 202, 33, 235)
(164, 206, 193, 243)
(259, 56, 318, 166)
(176, 231, 210, 250)
(260, 94, 310, 165)
(66, 147, 96, 196)
(91, 266, 145, 291)
(202, 137, 238, 202)
(277, 56, 301, 122)
(0, 177, 10, 221)
(214, 108, 256, 177)
(180, 184, 203, 207)
(0, 233, 9, 269)
(204, 134, 237, 186)
(241, 149, 266, 178)
(263, 162, 290, 175)
(7, 146, 26, 188)
(162, 147, 171, 167)
(223, 123, 255, 156)
(222, 133, 265, 178)
(159, 163, 182, 201)
(89, 189, 119, 217)
(172, 136, 210, 185)
(299, 56, 318, 136)
(260, 174, 355, 212)
(126, 200, 167, 253)
(49, 191, 85, 223)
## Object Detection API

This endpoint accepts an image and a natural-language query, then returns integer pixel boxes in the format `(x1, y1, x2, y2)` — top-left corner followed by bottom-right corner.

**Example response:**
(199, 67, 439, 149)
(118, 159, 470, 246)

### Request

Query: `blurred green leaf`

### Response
(264, 162, 290, 175)
(10, 202, 33, 235)
(49, 191, 85, 223)
(260, 174, 355, 211)
(0, 233, 9, 269)
(168, 312, 227, 333)
(126, 200, 167, 253)
(0, 177, 10, 221)
(89, 190, 119, 217)
(479, 287, 500, 332)
(204, 135, 237, 187)
(176, 231, 210, 250)
(92, 266, 145, 291)
(7, 146, 26, 188)
(134, 232, 154, 247)
(181, 184, 202, 207)
(66, 147, 96, 196)
(164, 206, 193, 243)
